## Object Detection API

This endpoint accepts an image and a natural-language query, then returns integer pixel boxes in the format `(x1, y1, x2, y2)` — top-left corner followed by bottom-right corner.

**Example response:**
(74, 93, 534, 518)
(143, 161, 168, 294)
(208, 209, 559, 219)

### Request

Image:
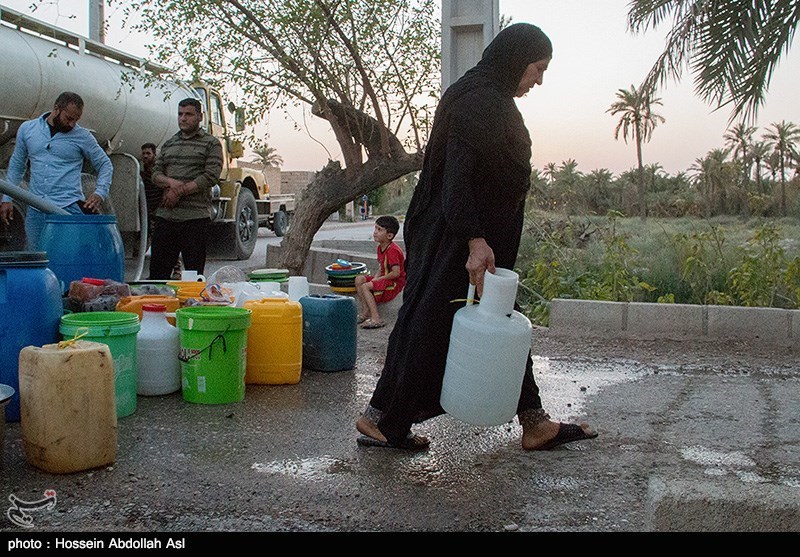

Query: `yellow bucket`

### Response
(243, 297, 303, 385)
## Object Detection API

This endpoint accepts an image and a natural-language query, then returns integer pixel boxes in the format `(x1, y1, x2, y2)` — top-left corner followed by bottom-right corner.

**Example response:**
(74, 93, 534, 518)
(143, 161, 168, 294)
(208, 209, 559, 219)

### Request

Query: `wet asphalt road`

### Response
(1, 325, 798, 534)
(1, 221, 798, 535)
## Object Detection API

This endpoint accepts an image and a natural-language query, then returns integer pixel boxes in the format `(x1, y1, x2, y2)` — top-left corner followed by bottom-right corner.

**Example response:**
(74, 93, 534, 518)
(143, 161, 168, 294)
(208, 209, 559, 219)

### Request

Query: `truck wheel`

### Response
(273, 210, 289, 237)
(234, 188, 258, 259)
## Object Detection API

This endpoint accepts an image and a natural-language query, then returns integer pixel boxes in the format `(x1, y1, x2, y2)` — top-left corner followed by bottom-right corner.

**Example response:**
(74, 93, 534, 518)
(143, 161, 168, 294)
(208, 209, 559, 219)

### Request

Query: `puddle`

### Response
(680, 446, 755, 468)
(534, 355, 649, 419)
(252, 456, 352, 480)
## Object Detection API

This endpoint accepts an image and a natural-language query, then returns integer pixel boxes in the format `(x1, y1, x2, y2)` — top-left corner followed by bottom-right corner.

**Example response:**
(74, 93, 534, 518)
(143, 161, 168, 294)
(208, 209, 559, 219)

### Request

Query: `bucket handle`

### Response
(450, 284, 478, 306)
(178, 324, 230, 363)
(58, 327, 90, 349)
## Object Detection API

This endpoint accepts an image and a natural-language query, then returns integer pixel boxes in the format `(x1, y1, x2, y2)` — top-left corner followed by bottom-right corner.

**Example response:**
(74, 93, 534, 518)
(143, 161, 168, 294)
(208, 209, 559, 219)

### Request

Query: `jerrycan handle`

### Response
(466, 283, 476, 306)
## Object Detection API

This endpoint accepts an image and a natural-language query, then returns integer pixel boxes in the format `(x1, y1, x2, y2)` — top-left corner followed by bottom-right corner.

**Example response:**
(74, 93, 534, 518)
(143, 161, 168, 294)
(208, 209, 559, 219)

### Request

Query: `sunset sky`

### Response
(4, 0, 799, 176)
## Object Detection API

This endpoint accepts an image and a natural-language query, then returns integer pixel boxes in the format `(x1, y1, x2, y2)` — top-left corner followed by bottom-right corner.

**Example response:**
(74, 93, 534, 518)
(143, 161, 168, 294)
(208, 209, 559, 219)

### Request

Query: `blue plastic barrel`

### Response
(40, 214, 125, 293)
(299, 294, 357, 372)
(0, 252, 64, 421)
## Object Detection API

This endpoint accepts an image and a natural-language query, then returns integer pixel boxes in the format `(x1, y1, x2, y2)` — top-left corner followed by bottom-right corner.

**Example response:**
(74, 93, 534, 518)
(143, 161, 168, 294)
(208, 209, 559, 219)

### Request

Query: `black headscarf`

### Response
(441, 23, 553, 152)
(406, 23, 552, 239)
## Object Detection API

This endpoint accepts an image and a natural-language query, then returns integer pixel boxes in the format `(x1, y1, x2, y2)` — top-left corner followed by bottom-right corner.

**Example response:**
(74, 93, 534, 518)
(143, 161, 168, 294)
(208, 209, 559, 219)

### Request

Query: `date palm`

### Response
(607, 85, 665, 219)
(749, 139, 772, 194)
(627, 0, 800, 123)
(252, 145, 284, 168)
(724, 123, 757, 216)
(763, 120, 800, 215)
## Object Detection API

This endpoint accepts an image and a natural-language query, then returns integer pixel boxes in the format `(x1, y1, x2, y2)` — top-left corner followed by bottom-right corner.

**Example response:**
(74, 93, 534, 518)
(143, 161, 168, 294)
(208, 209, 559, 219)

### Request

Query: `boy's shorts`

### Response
(366, 276, 402, 304)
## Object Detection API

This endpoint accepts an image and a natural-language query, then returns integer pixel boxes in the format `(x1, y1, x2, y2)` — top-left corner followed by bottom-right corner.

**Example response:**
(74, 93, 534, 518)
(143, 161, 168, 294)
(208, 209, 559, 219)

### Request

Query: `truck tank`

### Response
(0, 9, 197, 158)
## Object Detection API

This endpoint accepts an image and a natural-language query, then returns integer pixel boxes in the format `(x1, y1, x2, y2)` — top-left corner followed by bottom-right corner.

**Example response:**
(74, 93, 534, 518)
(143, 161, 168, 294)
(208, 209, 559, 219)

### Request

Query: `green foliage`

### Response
(517, 212, 800, 326)
(727, 223, 795, 307)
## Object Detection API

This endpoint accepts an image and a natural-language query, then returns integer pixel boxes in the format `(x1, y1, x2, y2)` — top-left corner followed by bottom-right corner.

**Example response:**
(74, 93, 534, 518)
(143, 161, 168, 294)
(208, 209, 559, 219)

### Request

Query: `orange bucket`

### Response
(116, 295, 180, 325)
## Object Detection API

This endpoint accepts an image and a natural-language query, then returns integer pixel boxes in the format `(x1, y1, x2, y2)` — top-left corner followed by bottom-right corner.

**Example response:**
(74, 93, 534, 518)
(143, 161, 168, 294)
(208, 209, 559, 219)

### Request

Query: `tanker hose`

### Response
(0, 178, 70, 215)
(132, 174, 147, 282)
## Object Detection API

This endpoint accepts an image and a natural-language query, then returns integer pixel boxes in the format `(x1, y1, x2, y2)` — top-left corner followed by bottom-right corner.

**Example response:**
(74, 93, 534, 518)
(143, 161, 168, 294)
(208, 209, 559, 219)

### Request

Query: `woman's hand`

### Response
(466, 237, 495, 296)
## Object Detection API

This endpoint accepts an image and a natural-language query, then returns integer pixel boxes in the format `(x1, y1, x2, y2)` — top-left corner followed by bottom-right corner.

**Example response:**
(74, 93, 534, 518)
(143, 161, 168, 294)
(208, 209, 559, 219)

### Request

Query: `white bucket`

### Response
(440, 268, 533, 426)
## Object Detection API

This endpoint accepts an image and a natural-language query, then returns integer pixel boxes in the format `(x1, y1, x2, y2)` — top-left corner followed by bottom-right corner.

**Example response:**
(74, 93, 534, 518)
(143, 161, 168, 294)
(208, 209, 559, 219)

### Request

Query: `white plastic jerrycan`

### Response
(136, 304, 181, 396)
(440, 268, 533, 426)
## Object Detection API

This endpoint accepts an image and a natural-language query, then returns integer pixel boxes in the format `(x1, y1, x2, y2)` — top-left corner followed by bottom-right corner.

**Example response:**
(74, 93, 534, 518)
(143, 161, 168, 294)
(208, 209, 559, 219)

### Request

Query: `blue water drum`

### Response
(0, 252, 64, 421)
(299, 294, 358, 372)
(40, 214, 125, 293)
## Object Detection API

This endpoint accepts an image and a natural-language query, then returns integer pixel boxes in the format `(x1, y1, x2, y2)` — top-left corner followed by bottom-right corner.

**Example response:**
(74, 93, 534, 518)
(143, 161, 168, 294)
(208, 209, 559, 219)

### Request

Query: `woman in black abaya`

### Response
(356, 23, 597, 451)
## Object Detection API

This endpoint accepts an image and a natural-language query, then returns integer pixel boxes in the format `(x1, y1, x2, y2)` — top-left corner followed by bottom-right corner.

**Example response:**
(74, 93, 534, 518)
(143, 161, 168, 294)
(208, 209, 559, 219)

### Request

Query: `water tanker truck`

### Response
(0, 5, 294, 271)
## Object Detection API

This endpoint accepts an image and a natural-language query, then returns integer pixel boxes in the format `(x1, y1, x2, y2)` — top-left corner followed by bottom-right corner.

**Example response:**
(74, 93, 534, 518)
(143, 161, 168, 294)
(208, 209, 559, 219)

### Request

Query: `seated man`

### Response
(354, 215, 406, 329)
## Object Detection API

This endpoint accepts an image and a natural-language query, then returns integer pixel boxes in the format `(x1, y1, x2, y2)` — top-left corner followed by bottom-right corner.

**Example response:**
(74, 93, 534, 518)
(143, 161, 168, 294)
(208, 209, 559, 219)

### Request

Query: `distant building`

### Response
(232, 162, 315, 202)
(280, 171, 316, 200)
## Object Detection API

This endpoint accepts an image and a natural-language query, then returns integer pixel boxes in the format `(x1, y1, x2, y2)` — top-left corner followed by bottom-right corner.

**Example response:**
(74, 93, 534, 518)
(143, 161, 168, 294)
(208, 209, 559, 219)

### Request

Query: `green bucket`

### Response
(59, 311, 141, 418)
(176, 306, 251, 404)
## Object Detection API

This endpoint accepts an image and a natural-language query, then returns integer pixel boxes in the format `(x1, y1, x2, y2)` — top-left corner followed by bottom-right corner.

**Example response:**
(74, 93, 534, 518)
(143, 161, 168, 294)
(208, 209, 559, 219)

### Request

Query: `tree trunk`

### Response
(278, 152, 423, 275)
(635, 133, 647, 220)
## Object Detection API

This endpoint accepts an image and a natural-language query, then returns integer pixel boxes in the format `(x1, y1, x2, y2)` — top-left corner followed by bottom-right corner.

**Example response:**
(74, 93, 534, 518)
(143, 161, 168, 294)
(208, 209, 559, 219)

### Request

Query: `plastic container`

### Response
(0, 252, 63, 422)
(288, 276, 310, 301)
(299, 294, 358, 372)
(136, 304, 181, 396)
(176, 306, 251, 404)
(117, 295, 180, 325)
(59, 311, 141, 418)
(0, 384, 14, 463)
(19, 340, 117, 474)
(40, 214, 125, 293)
(243, 297, 303, 384)
(440, 269, 533, 426)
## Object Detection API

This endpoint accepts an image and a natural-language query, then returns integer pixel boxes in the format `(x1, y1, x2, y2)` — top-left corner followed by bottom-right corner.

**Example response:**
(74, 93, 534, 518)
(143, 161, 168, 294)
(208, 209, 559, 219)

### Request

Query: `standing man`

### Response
(139, 142, 159, 246)
(0, 91, 112, 250)
(148, 97, 223, 280)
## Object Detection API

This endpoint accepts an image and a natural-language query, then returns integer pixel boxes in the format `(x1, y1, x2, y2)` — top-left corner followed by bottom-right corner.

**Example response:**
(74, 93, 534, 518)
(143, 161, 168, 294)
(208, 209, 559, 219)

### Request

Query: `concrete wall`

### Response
(550, 298, 800, 349)
(280, 171, 316, 200)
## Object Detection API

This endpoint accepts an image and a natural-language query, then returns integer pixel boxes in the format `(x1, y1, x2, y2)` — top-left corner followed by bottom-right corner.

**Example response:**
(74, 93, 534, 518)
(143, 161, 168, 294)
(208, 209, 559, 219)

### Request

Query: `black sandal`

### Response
(533, 423, 598, 451)
(356, 433, 430, 451)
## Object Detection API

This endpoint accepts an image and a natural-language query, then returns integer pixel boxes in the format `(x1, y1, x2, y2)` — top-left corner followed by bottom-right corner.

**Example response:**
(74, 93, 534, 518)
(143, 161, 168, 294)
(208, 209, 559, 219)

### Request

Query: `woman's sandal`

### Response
(357, 315, 368, 324)
(361, 319, 386, 329)
(532, 423, 598, 451)
(357, 433, 430, 451)
(355, 416, 429, 451)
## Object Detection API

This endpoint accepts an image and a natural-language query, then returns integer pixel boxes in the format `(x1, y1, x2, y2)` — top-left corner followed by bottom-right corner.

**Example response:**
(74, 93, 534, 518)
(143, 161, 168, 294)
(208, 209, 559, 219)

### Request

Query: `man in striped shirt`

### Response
(148, 98, 223, 280)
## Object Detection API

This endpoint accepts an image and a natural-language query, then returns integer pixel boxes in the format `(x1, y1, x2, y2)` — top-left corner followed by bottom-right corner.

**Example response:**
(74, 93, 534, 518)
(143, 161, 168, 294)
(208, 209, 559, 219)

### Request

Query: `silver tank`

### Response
(0, 16, 197, 155)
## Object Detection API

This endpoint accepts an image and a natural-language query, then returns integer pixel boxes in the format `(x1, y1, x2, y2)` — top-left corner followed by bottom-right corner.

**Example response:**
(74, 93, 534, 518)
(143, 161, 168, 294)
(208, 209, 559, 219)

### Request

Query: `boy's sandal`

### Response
(361, 319, 386, 329)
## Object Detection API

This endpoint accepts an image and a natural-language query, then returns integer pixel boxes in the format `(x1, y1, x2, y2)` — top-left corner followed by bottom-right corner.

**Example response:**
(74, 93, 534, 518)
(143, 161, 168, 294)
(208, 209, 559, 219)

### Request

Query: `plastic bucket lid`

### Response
(0, 251, 48, 267)
(44, 214, 118, 225)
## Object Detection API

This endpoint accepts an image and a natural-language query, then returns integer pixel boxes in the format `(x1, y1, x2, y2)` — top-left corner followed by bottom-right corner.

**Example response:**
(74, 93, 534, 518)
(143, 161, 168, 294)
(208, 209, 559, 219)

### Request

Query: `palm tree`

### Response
(607, 84, 665, 219)
(749, 140, 772, 195)
(724, 123, 757, 216)
(690, 148, 731, 217)
(543, 162, 558, 184)
(763, 120, 800, 215)
(627, 0, 800, 122)
(252, 145, 284, 168)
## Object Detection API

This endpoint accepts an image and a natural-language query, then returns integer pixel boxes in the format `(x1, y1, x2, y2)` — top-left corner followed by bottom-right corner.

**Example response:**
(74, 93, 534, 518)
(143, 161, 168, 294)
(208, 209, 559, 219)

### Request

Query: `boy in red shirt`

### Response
(355, 215, 406, 329)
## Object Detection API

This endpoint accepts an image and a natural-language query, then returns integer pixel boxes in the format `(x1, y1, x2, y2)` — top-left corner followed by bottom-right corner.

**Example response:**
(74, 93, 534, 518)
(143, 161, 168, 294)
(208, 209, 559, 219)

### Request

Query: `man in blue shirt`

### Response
(0, 91, 113, 250)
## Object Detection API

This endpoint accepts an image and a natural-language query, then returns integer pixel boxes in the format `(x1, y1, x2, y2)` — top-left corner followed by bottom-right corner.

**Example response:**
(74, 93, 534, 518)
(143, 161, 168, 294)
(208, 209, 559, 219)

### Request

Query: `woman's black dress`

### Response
(368, 23, 552, 445)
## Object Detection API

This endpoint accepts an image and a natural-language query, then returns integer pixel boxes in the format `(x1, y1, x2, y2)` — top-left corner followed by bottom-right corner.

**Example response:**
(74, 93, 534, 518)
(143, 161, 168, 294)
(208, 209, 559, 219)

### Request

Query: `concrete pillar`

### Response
(89, 0, 105, 43)
(441, 0, 499, 91)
